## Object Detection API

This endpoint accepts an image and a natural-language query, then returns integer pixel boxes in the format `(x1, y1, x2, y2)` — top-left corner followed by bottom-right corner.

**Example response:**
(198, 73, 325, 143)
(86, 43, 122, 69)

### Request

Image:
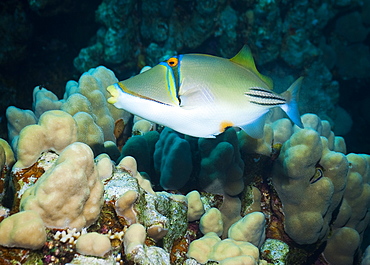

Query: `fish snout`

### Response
(107, 84, 120, 104)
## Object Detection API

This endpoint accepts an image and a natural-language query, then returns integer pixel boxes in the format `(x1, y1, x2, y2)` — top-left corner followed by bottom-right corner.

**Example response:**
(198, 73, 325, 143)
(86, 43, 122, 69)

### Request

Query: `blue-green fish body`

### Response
(107, 46, 303, 138)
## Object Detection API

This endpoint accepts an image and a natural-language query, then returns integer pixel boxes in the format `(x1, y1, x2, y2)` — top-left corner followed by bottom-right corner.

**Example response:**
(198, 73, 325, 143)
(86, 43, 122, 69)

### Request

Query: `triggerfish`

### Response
(107, 45, 303, 138)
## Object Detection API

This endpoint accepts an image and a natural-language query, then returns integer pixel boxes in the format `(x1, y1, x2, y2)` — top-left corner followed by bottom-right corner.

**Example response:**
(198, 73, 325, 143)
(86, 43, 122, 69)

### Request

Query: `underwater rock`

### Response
(117, 155, 155, 195)
(64, 66, 127, 142)
(124, 222, 170, 265)
(238, 122, 275, 157)
(119, 135, 151, 173)
(140, 0, 171, 43)
(280, 29, 319, 68)
(104, 156, 188, 252)
(362, 0, 370, 25)
(115, 189, 139, 225)
(68, 255, 116, 265)
(260, 238, 289, 265)
(339, 154, 370, 232)
(299, 61, 340, 121)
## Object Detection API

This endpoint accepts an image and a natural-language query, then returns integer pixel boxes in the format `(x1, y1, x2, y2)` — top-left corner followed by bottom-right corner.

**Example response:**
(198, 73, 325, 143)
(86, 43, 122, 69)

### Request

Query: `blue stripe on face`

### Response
(159, 55, 184, 104)
(176, 55, 183, 88)
(158, 61, 179, 105)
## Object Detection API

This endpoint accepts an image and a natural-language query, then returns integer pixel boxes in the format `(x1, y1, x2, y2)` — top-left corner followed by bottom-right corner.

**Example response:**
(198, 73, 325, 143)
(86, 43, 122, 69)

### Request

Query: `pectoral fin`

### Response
(178, 79, 215, 109)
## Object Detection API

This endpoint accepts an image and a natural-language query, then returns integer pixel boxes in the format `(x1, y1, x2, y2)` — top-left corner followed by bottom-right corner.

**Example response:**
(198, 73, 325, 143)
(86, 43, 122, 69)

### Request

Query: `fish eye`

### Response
(167, 57, 178, 67)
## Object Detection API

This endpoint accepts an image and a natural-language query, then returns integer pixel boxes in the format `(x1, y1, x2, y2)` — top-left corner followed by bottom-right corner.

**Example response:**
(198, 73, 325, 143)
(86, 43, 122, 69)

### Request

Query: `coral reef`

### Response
(272, 127, 348, 244)
(13, 110, 78, 169)
(187, 232, 260, 265)
(324, 153, 370, 265)
(0, 210, 46, 250)
(186, 190, 205, 222)
(1, 64, 370, 265)
(154, 128, 193, 190)
(199, 207, 224, 237)
(118, 130, 160, 179)
(228, 211, 266, 248)
(198, 127, 245, 196)
(0, 2, 369, 265)
(19, 142, 105, 230)
(6, 66, 130, 160)
(75, 232, 112, 257)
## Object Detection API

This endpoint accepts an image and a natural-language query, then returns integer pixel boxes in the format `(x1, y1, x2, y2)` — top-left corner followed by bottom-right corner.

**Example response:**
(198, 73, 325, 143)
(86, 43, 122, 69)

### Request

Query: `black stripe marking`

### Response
(250, 100, 285, 106)
(245, 87, 286, 106)
(246, 92, 286, 100)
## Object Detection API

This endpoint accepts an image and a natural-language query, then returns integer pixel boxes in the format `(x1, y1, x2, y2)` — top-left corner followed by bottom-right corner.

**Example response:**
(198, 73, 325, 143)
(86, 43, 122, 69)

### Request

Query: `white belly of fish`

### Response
(113, 84, 270, 138)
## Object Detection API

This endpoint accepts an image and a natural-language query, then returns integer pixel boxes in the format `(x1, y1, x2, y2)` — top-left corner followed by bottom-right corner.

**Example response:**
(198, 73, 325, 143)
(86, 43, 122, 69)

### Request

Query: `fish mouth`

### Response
(107, 84, 119, 104)
(107, 82, 173, 106)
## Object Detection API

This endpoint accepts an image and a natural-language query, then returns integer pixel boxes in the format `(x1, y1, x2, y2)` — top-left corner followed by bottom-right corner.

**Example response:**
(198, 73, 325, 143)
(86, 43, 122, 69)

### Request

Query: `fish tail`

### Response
(280, 77, 304, 128)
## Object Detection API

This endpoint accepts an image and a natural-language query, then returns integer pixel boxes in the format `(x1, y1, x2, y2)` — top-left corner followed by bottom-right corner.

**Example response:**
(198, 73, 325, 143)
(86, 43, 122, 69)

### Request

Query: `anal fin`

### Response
(239, 113, 268, 139)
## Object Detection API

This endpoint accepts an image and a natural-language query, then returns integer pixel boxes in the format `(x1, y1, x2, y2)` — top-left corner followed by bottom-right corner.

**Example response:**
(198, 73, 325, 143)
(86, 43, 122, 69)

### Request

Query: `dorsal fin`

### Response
(230, 45, 273, 89)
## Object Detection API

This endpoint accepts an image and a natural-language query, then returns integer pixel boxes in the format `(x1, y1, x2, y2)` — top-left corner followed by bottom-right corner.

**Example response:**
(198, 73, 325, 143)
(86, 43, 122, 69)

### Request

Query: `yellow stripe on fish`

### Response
(106, 45, 303, 138)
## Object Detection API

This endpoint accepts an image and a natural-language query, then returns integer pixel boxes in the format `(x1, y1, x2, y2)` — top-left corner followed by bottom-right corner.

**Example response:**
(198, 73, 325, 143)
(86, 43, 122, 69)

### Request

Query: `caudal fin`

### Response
(280, 77, 304, 128)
